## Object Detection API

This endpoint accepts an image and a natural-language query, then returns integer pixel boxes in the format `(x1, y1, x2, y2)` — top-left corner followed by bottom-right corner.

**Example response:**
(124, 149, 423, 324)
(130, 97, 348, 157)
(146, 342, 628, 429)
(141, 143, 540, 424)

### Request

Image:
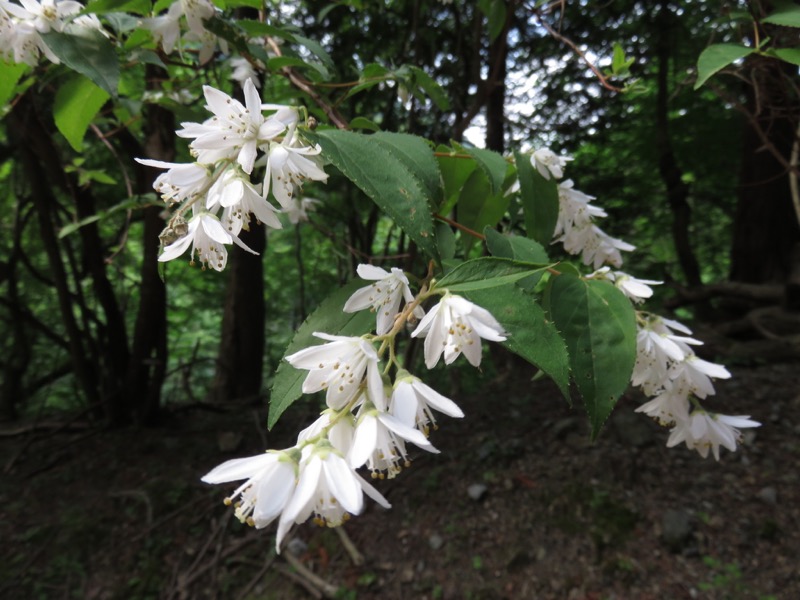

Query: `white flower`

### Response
(632, 316, 702, 395)
(531, 147, 573, 180)
(411, 294, 506, 369)
(667, 411, 761, 461)
(206, 166, 282, 234)
(634, 381, 691, 425)
(390, 375, 463, 434)
(201, 450, 297, 529)
(296, 411, 355, 457)
(135, 159, 213, 205)
(177, 80, 287, 174)
(283, 196, 319, 224)
(561, 224, 635, 269)
(276, 444, 390, 551)
(142, 0, 221, 63)
(554, 179, 607, 239)
(348, 392, 438, 478)
(669, 355, 731, 399)
(14, 0, 82, 34)
(263, 137, 328, 209)
(159, 211, 256, 271)
(141, 1, 182, 55)
(231, 56, 261, 89)
(587, 267, 662, 303)
(284, 333, 383, 410)
(343, 264, 423, 335)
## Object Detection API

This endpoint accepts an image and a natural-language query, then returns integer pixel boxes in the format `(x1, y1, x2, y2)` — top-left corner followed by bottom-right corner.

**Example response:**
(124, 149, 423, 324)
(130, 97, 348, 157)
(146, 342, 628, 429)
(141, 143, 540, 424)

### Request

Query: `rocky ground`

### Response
(1, 358, 798, 599)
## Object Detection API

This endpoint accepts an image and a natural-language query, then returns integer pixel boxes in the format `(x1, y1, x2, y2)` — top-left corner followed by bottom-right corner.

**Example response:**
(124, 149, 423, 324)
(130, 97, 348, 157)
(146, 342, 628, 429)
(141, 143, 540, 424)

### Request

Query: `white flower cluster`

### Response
(141, 0, 224, 64)
(202, 264, 506, 550)
(0, 0, 102, 66)
(533, 149, 634, 269)
(137, 80, 327, 271)
(534, 147, 760, 460)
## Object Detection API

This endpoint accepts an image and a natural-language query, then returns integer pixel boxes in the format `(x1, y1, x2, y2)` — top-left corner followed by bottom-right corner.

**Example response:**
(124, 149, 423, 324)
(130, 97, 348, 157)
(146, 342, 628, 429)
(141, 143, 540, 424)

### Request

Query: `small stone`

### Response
(468, 484, 488, 501)
(428, 534, 444, 550)
(758, 486, 777, 505)
(286, 537, 307, 556)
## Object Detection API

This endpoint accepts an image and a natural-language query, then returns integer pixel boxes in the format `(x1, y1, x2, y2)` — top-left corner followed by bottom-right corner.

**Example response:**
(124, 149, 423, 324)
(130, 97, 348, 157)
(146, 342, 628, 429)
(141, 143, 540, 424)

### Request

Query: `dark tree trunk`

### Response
(730, 56, 800, 284)
(655, 3, 703, 288)
(7, 99, 101, 410)
(210, 225, 267, 403)
(485, 4, 510, 153)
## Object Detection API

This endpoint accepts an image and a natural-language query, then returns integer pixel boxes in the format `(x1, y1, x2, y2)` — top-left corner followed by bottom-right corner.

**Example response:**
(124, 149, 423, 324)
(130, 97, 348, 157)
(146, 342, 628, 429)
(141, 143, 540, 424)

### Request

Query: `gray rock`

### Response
(758, 486, 777, 505)
(467, 483, 488, 501)
(428, 533, 444, 550)
(286, 537, 307, 556)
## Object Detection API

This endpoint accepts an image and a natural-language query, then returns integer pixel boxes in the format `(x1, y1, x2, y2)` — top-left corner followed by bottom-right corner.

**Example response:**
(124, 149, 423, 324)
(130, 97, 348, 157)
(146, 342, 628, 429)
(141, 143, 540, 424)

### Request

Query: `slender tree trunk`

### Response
(485, 3, 511, 153)
(210, 226, 266, 403)
(730, 56, 800, 284)
(7, 99, 101, 410)
(655, 3, 703, 288)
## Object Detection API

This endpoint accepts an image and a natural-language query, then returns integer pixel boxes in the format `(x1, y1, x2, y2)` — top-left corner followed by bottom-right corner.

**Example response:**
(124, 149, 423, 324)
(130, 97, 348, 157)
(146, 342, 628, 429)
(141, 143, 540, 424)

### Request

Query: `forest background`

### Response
(1, 0, 799, 598)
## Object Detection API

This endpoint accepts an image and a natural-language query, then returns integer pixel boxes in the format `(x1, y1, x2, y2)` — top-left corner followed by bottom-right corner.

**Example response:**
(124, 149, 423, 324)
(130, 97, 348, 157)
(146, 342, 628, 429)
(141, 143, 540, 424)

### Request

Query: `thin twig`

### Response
(282, 551, 340, 598)
(334, 526, 364, 566)
(433, 212, 485, 240)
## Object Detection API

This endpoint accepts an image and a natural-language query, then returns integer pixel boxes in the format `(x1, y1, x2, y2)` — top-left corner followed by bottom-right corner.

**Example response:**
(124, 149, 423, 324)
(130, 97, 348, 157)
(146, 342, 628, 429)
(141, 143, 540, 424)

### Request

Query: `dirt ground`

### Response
(1, 357, 798, 600)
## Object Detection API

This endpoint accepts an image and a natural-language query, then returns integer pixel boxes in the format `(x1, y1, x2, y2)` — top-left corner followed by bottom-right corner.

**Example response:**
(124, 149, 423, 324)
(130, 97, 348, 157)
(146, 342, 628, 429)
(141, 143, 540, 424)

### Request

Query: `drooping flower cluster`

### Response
(0, 0, 102, 66)
(534, 147, 760, 460)
(137, 80, 327, 271)
(141, 0, 225, 64)
(201, 264, 505, 549)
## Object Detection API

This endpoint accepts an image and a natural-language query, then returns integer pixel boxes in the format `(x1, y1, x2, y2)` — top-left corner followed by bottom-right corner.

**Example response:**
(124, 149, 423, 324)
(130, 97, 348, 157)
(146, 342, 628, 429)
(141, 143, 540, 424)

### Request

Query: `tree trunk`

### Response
(655, 3, 703, 288)
(210, 226, 267, 403)
(730, 56, 800, 284)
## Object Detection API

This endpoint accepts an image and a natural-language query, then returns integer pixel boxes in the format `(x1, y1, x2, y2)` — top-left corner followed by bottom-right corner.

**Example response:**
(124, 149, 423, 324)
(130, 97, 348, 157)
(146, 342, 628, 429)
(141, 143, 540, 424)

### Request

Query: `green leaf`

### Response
(268, 282, 376, 428)
(267, 56, 329, 79)
(465, 146, 508, 194)
(772, 48, 800, 66)
(294, 34, 335, 74)
(307, 129, 440, 262)
(484, 228, 550, 263)
(515, 150, 560, 245)
(53, 76, 110, 152)
(437, 145, 477, 213)
(762, 1, 800, 27)
(463, 285, 570, 399)
(84, 0, 151, 15)
(694, 43, 753, 90)
(436, 222, 456, 261)
(371, 132, 441, 202)
(0, 61, 27, 107)
(349, 117, 381, 131)
(436, 257, 549, 292)
(456, 169, 510, 252)
(546, 274, 636, 439)
(409, 65, 451, 111)
(479, 0, 507, 42)
(41, 31, 119, 96)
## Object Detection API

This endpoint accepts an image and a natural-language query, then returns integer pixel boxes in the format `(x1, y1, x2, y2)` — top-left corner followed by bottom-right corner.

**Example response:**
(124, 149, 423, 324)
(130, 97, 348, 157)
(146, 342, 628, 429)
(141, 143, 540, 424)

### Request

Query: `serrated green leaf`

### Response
(371, 132, 441, 202)
(463, 285, 570, 399)
(268, 281, 376, 428)
(307, 129, 440, 262)
(763, 1, 800, 27)
(436, 257, 549, 292)
(436, 222, 456, 261)
(465, 146, 508, 194)
(53, 76, 110, 152)
(0, 61, 27, 107)
(515, 150, 560, 245)
(694, 43, 753, 90)
(546, 274, 636, 439)
(41, 31, 119, 96)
